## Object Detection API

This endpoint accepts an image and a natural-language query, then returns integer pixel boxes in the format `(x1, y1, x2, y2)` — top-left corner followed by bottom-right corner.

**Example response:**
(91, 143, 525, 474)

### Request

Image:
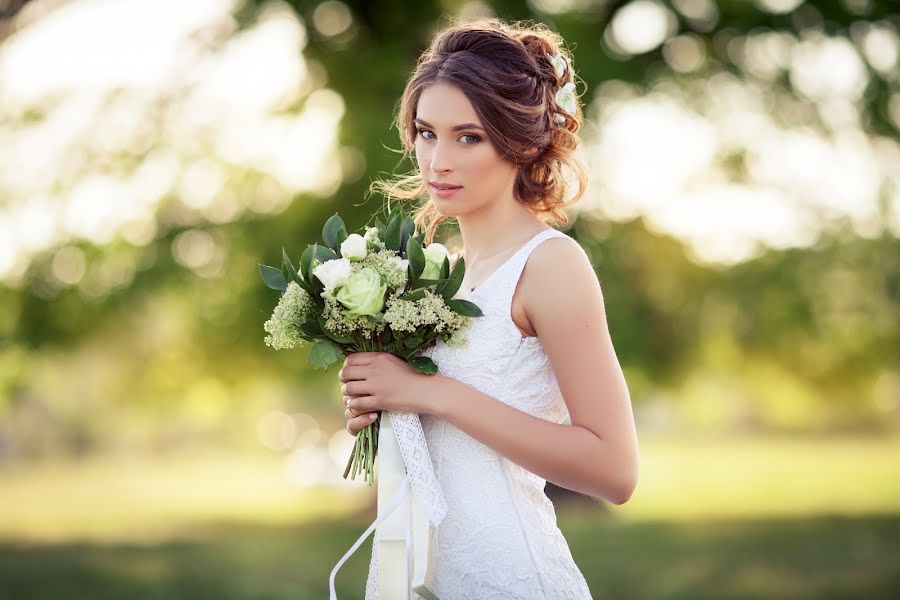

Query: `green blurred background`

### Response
(1, 0, 899, 598)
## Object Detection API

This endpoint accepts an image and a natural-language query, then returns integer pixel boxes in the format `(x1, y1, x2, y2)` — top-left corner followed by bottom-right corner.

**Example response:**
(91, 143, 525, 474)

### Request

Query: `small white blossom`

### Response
(341, 233, 368, 261)
(546, 51, 568, 79)
(363, 226, 380, 246)
(312, 257, 352, 295)
(555, 82, 577, 116)
(388, 255, 409, 276)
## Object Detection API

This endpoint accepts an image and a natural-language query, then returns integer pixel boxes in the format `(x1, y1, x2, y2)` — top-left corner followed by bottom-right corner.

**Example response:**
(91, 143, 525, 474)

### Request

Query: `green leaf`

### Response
(384, 211, 402, 252)
(403, 288, 427, 302)
(309, 340, 344, 370)
(441, 255, 465, 301)
(406, 234, 426, 279)
(399, 217, 415, 256)
(260, 264, 287, 291)
(282, 247, 299, 282)
(323, 213, 349, 253)
(402, 335, 423, 348)
(298, 319, 324, 338)
(374, 217, 386, 240)
(301, 243, 339, 283)
(446, 298, 483, 317)
(408, 356, 437, 375)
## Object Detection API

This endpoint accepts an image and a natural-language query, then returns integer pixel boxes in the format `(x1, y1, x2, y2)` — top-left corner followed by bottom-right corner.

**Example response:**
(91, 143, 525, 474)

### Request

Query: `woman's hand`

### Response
(338, 352, 433, 433)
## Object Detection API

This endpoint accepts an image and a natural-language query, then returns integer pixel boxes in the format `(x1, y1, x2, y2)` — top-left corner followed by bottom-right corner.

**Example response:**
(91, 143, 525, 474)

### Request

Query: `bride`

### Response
(337, 17, 639, 599)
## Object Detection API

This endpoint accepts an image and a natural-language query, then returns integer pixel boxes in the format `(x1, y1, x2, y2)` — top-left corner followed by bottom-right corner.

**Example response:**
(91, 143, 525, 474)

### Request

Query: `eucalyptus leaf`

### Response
(259, 264, 287, 291)
(309, 340, 344, 370)
(323, 213, 349, 253)
(408, 356, 437, 375)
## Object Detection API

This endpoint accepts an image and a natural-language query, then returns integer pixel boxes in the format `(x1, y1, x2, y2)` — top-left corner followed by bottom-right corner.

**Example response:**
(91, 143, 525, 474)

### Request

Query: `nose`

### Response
(428, 139, 453, 175)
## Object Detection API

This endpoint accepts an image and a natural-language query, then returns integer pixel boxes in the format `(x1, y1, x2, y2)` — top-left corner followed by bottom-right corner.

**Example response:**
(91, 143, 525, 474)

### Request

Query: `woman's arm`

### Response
(427, 236, 639, 504)
(426, 374, 636, 504)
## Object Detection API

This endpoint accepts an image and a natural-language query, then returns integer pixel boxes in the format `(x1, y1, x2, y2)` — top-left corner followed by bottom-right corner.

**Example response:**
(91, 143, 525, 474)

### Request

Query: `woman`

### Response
(338, 18, 639, 599)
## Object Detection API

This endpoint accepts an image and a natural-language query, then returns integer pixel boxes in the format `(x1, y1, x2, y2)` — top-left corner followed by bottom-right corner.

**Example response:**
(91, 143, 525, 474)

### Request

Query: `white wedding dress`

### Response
(365, 228, 594, 599)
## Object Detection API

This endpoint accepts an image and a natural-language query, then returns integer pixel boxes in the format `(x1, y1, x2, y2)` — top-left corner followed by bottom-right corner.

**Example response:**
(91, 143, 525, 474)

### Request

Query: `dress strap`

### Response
(491, 229, 573, 310)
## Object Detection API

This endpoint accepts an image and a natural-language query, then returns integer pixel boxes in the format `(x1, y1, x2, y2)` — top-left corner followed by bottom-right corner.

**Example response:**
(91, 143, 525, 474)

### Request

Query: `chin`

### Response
(430, 196, 469, 217)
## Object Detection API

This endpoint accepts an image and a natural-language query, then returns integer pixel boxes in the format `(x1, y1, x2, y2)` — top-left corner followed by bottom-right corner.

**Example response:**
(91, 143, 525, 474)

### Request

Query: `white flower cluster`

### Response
(263, 281, 316, 350)
(383, 288, 469, 336)
(321, 295, 386, 339)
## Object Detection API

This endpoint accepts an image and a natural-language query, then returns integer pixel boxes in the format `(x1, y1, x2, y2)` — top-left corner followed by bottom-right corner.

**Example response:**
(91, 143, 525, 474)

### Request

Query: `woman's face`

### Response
(414, 81, 517, 216)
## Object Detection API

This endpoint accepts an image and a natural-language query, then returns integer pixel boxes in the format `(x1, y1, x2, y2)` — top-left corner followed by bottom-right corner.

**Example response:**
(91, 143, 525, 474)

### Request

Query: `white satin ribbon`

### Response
(329, 411, 446, 599)
(329, 476, 410, 600)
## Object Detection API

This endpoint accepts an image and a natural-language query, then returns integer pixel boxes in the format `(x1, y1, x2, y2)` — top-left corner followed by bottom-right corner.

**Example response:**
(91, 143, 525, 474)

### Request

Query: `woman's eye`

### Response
(416, 129, 480, 145)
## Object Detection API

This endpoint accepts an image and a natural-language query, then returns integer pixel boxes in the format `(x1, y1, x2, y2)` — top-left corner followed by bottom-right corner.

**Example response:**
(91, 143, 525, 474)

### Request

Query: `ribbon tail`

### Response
(329, 476, 410, 600)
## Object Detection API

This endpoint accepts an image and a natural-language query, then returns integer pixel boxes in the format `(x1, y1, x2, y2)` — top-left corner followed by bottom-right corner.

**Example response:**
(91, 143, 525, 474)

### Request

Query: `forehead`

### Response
(416, 82, 481, 127)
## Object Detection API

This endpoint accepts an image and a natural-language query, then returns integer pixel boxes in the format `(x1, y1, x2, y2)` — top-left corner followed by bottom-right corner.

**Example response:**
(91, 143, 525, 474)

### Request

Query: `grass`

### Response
(1, 434, 898, 598)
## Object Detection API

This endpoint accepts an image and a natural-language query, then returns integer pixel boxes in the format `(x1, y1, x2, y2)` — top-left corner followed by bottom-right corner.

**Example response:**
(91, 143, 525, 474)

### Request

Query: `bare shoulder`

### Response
(518, 234, 607, 342)
(521, 234, 600, 304)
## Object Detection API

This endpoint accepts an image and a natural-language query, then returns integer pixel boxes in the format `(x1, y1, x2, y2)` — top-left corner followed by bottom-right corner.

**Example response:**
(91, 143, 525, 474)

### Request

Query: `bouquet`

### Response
(259, 206, 482, 485)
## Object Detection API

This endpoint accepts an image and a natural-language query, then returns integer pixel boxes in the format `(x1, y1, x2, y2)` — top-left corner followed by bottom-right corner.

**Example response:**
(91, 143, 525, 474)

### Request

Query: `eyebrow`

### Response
(414, 118, 484, 132)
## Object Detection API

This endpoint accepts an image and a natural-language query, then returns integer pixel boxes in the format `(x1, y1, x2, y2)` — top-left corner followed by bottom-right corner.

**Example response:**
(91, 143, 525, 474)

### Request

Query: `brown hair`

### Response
(368, 18, 588, 245)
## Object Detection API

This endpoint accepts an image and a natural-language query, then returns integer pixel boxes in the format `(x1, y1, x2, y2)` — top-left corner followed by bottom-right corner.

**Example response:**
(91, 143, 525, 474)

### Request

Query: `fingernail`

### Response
(369, 413, 377, 420)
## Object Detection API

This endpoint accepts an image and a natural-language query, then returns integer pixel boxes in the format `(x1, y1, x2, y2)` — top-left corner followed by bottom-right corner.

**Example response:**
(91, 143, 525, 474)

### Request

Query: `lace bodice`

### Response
(365, 228, 594, 599)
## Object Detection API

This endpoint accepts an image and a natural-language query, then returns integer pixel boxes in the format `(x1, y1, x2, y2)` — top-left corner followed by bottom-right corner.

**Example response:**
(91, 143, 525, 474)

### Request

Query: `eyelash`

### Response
(416, 128, 481, 145)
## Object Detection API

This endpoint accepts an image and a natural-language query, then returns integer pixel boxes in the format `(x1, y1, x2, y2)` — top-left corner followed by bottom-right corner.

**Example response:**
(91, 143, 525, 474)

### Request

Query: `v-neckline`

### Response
(464, 229, 553, 294)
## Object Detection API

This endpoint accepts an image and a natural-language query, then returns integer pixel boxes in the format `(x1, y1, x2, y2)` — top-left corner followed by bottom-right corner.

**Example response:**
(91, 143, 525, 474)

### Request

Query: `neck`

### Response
(456, 199, 549, 263)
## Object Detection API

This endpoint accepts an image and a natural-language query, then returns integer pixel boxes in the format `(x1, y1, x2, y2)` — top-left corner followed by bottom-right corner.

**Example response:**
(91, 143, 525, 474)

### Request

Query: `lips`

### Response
(430, 182, 462, 190)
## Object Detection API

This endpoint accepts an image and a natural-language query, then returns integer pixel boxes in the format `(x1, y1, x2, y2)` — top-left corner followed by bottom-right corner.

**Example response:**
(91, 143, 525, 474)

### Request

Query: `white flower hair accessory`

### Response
(546, 51, 568, 79)
(553, 81, 577, 124)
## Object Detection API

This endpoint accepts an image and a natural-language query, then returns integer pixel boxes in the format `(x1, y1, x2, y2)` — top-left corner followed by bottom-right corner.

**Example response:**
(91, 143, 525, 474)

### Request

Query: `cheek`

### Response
(468, 150, 514, 188)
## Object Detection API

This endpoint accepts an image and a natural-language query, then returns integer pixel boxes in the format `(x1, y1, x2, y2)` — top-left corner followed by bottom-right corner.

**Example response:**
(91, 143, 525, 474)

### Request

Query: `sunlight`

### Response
(0, 0, 345, 288)
(580, 32, 899, 266)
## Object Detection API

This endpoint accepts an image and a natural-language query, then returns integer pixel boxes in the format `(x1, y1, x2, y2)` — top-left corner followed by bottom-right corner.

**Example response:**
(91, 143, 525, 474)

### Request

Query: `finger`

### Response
(347, 411, 379, 435)
(344, 392, 373, 411)
(338, 365, 368, 383)
(344, 406, 377, 421)
(342, 381, 368, 397)
(344, 352, 381, 366)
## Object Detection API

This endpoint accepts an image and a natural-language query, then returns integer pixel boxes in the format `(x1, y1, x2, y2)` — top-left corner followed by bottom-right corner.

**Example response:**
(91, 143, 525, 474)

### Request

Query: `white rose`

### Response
(554, 82, 577, 116)
(422, 243, 449, 280)
(312, 257, 352, 296)
(340, 233, 367, 261)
